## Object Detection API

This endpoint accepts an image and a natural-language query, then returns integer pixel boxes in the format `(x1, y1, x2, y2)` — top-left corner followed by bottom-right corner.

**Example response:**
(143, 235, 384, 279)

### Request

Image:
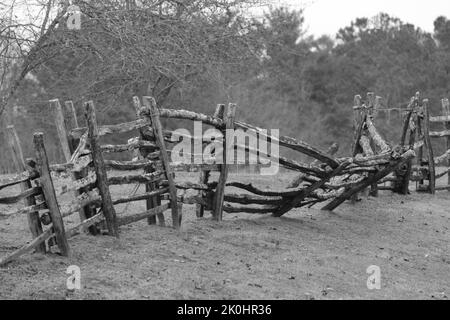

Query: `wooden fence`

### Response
(368, 92, 450, 194)
(1, 95, 416, 266)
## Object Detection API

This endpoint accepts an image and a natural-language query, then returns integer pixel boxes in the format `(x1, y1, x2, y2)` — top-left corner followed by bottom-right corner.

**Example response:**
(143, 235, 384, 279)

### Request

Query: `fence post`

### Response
(51, 99, 72, 162)
(351, 95, 363, 203)
(133, 96, 164, 226)
(368, 94, 379, 197)
(85, 101, 119, 237)
(52, 99, 98, 232)
(64, 101, 79, 129)
(142, 96, 180, 229)
(442, 98, 450, 188)
(7, 126, 46, 253)
(422, 99, 435, 194)
(213, 103, 236, 221)
(33, 132, 70, 256)
(196, 104, 225, 218)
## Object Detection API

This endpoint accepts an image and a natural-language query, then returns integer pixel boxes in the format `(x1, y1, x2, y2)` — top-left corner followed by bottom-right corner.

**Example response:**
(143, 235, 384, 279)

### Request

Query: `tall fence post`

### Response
(133, 96, 164, 226)
(442, 98, 450, 188)
(142, 96, 180, 229)
(7, 126, 46, 253)
(422, 99, 436, 194)
(196, 104, 225, 218)
(85, 101, 119, 237)
(213, 103, 236, 221)
(52, 99, 97, 232)
(33, 132, 70, 256)
(51, 99, 72, 162)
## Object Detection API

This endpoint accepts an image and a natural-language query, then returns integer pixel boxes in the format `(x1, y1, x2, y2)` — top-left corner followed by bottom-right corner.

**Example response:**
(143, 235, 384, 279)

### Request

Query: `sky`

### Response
(270, 0, 450, 37)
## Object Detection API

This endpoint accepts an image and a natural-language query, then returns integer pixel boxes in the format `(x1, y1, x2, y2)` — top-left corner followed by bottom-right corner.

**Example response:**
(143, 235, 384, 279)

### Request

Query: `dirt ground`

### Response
(0, 171, 449, 300)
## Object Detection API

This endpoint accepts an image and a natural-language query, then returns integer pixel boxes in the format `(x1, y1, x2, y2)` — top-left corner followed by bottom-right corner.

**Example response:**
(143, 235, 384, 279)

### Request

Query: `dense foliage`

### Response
(1, 1, 450, 171)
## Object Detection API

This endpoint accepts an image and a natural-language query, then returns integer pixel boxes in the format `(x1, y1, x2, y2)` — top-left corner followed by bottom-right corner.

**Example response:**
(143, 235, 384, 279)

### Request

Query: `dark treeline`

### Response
(1, 2, 450, 172)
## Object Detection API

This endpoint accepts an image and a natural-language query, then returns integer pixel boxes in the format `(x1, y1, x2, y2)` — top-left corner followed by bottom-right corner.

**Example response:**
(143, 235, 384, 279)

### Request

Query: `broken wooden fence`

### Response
(1, 94, 417, 266)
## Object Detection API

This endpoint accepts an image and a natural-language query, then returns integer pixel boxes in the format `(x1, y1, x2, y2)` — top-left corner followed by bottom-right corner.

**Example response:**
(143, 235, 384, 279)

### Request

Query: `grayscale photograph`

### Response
(0, 0, 449, 302)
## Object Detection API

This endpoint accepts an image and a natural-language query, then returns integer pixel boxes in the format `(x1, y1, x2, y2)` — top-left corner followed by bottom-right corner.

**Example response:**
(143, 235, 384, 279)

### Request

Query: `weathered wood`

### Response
(224, 194, 283, 206)
(133, 96, 163, 226)
(359, 135, 374, 156)
(103, 159, 156, 171)
(56, 172, 97, 196)
(85, 101, 119, 237)
(101, 140, 157, 153)
(422, 99, 436, 194)
(429, 130, 450, 137)
(0, 187, 42, 204)
(434, 149, 450, 165)
(0, 202, 47, 218)
(197, 104, 226, 218)
(156, 108, 224, 128)
(365, 116, 390, 153)
(53, 100, 93, 225)
(234, 143, 327, 178)
(70, 119, 150, 139)
(51, 99, 72, 161)
(429, 115, 450, 122)
(273, 160, 351, 217)
(113, 188, 169, 205)
(34, 132, 70, 256)
(213, 103, 236, 221)
(65, 101, 79, 129)
(400, 97, 415, 146)
(142, 96, 180, 229)
(107, 172, 164, 185)
(442, 98, 450, 187)
(393, 113, 417, 194)
(223, 204, 276, 214)
(322, 150, 416, 211)
(0, 171, 36, 190)
(0, 228, 53, 267)
(6, 126, 45, 253)
(234, 120, 339, 168)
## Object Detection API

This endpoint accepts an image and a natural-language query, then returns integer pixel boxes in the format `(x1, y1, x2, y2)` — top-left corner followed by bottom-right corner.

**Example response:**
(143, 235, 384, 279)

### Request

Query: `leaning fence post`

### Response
(52, 99, 97, 231)
(196, 104, 225, 218)
(422, 99, 435, 194)
(7, 126, 46, 253)
(51, 99, 72, 162)
(442, 98, 450, 188)
(213, 103, 236, 221)
(143, 96, 180, 229)
(85, 101, 119, 237)
(64, 101, 79, 129)
(33, 132, 70, 256)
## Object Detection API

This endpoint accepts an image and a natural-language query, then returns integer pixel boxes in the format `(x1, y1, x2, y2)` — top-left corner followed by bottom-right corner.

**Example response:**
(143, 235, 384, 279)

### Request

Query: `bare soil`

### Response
(0, 172, 449, 300)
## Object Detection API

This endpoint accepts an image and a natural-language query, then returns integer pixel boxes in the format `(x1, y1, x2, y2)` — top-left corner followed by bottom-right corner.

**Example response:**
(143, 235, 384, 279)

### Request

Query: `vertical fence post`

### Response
(422, 99, 436, 194)
(51, 99, 72, 162)
(85, 101, 119, 237)
(213, 103, 236, 221)
(351, 95, 363, 203)
(196, 104, 225, 218)
(133, 96, 164, 226)
(7, 126, 46, 253)
(52, 99, 97, 231)
(368, 93, 379, 197)
(442, 98, 450, 188)
(64, 101, 79, 129)
(33, 132, 70, 256)
(142, 96, 180, 229)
